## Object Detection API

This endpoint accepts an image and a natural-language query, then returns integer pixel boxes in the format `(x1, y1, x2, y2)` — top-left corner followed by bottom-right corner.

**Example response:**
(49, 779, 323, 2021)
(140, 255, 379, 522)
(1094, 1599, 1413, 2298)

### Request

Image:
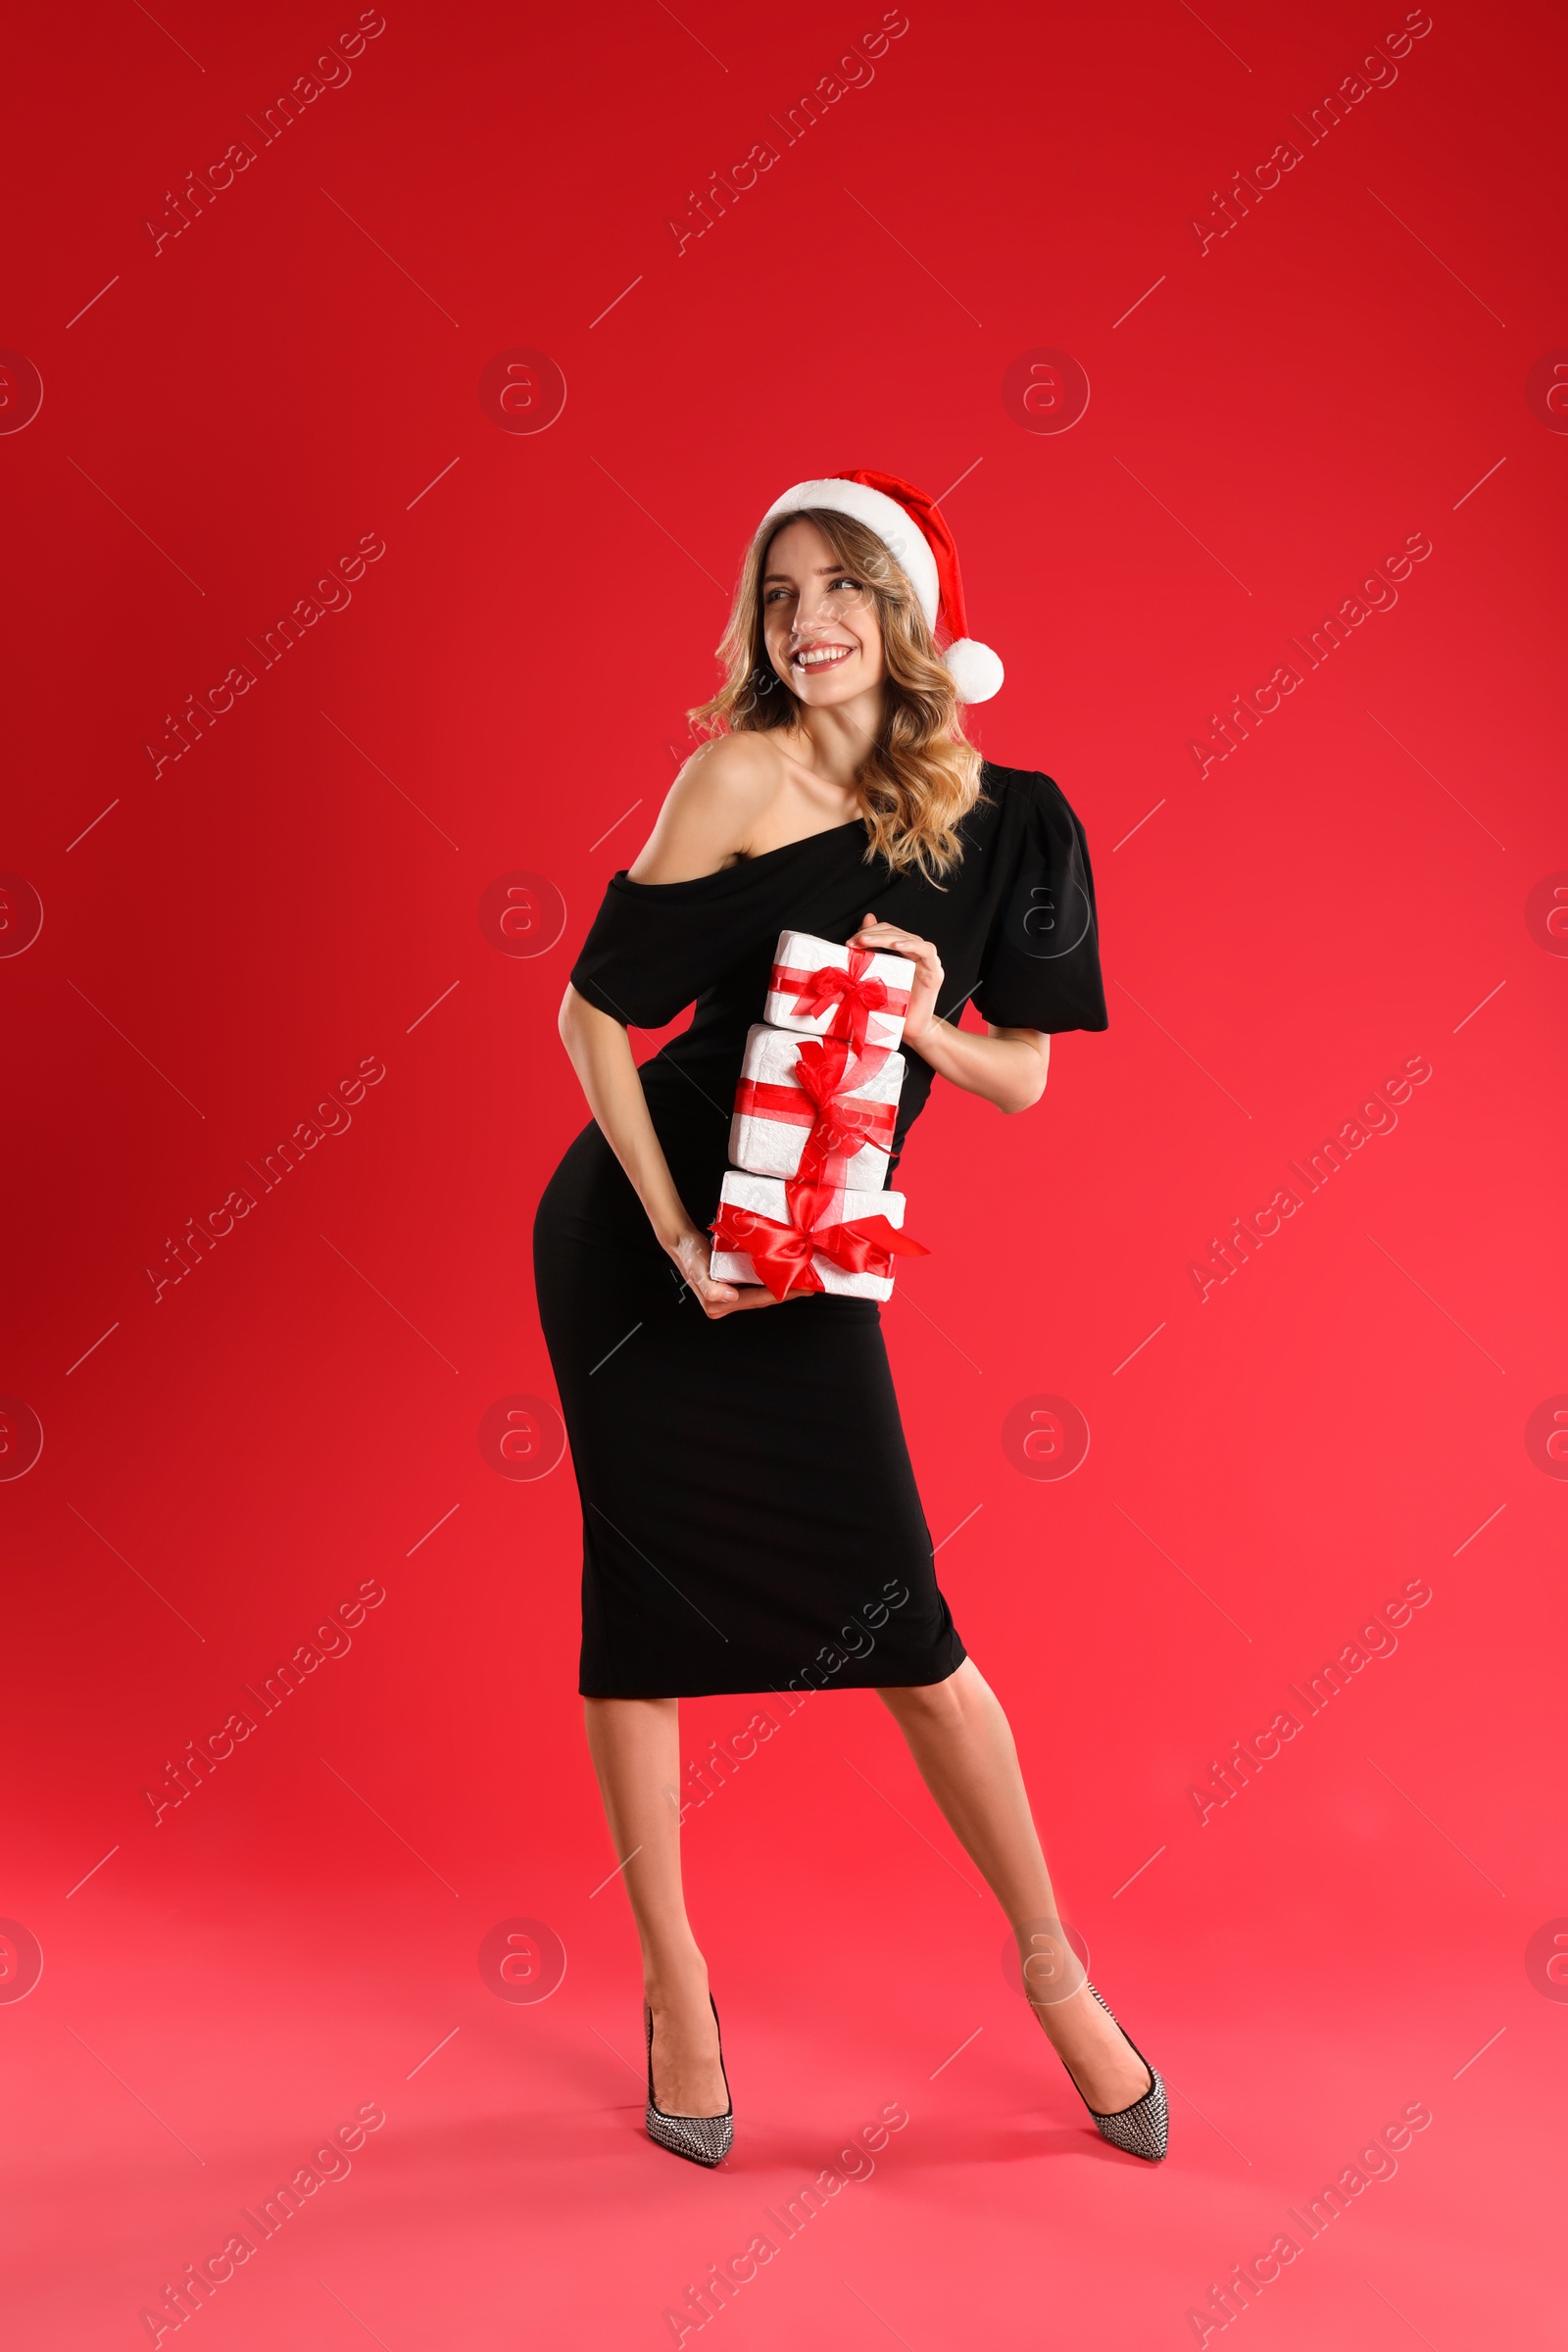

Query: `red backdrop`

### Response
(2, 1, 1562, 2344)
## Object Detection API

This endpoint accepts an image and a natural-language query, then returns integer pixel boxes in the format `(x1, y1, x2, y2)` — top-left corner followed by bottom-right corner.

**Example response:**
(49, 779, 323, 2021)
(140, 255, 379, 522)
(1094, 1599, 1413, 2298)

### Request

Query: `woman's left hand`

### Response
(852, 913, 944, 1046)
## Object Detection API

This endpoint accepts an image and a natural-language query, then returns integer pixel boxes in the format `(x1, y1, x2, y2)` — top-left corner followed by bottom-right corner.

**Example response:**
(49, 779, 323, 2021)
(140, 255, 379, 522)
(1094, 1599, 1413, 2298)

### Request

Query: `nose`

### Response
(790, 583, 840, 637)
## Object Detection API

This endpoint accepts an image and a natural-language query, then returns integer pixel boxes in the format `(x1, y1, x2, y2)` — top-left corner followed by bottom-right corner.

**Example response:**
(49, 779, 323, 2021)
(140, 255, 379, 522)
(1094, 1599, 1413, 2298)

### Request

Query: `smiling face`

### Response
(760, 516, 888, 707)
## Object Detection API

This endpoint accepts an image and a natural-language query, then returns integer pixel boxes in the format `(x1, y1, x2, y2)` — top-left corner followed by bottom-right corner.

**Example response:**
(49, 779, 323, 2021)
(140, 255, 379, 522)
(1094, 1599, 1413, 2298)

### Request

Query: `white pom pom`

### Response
(943, 637, 1004, 704)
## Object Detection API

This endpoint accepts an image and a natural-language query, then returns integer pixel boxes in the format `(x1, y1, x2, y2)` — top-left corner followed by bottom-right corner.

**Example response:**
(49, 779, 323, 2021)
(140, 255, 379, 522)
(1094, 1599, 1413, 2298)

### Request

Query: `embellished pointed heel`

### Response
(1067, 1984, 1168, 2161)
(644, 1993, 733, 2167)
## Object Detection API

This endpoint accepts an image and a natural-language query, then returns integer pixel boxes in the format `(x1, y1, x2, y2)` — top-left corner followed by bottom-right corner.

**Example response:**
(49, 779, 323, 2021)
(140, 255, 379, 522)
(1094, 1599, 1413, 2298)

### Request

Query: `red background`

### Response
(2, 0, 1563, 2344)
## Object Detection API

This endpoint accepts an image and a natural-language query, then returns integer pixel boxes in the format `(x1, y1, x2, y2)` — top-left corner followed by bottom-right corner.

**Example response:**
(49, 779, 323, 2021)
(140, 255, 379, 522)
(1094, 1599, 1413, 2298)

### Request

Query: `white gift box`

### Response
(729, 1022, 906, 1185)
(710, 1171, 909, 1301)
(764, 930, 915, 1052)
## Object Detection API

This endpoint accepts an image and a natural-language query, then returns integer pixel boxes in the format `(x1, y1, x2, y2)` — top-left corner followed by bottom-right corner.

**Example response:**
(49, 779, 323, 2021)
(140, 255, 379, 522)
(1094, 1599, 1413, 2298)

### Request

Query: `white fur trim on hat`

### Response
(759, 479, 941, 629)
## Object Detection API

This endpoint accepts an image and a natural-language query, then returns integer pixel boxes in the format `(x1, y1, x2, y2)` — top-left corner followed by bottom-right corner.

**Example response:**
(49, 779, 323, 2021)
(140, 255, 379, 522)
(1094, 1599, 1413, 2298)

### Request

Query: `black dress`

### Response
(533, 762, 1107, 1699)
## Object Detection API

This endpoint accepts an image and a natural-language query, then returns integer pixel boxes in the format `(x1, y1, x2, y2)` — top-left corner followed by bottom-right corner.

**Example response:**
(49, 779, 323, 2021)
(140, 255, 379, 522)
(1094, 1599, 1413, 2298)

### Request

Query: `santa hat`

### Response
(757, 467, 1004, 704)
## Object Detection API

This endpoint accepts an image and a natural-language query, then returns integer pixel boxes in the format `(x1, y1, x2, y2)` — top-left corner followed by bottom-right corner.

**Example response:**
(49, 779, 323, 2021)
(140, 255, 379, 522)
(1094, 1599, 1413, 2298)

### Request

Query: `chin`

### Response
(790, 663, 872, 703)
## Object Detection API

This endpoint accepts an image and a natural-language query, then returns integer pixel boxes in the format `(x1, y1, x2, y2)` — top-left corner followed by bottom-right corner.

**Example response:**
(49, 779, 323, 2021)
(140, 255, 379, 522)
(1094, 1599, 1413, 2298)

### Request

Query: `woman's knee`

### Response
(878, 1671, 968, 1731)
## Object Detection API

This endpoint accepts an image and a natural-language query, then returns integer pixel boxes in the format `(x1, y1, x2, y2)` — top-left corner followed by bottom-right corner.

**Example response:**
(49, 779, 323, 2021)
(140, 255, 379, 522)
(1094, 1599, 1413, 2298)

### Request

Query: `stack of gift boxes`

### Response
(709, 931, 927, 1301)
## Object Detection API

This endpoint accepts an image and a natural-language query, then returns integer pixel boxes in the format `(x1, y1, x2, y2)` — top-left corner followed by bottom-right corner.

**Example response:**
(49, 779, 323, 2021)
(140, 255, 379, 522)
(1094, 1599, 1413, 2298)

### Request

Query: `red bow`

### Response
(732, 1078, 897, 1175)
(732, 1035, 900, 1181)
(774, 945, 908, 1053)
(710, 1178, 929, 1301)
(796, 1102, 894, 1182)
(791, 1034, 889, 1103)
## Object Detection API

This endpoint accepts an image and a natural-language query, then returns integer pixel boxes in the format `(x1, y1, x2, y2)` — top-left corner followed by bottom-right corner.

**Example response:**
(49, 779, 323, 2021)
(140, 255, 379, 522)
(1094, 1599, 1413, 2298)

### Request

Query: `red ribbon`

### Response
(770, 944, 910, 1052)
(710, 1178, 928, 1301)
(733, 1080, 896, 1147)
(791, 1034, 891, 1102)
(733, 1036, 898, 1181)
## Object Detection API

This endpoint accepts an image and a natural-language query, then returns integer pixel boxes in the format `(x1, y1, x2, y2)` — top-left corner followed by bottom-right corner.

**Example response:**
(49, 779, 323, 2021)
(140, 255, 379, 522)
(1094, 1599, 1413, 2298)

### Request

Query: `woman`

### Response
(533, 469, 1166, 2167)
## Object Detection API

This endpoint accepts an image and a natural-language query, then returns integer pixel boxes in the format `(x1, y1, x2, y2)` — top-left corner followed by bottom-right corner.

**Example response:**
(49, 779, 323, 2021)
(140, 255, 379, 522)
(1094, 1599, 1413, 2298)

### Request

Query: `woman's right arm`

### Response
(559, 741, 791, 1318)
(556, 986, 776, 1319)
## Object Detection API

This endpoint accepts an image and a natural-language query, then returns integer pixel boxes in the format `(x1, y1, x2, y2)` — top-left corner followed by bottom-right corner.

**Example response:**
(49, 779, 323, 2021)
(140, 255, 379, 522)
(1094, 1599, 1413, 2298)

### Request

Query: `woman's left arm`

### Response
(852, 915, 1050, 1115)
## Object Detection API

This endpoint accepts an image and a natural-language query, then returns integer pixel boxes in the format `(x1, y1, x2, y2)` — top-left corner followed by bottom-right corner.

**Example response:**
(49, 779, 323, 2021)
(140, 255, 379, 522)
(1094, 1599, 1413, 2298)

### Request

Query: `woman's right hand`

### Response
(665, 1224, 783, 1320)
(554, 987, 797, 1320)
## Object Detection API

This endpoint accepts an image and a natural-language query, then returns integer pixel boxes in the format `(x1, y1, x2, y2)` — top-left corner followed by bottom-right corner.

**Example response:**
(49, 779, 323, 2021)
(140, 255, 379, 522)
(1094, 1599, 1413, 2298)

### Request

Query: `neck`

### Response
(789, 688, 885, 788)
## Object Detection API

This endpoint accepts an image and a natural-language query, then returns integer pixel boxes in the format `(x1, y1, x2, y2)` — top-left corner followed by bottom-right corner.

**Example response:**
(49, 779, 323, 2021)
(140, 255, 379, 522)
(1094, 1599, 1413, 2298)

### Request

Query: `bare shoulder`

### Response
(627, 733, 786, 882)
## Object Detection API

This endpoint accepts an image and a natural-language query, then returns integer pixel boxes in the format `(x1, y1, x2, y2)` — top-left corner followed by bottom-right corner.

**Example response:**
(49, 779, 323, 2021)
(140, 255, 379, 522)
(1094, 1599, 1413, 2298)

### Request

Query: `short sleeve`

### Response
(569, 874, 728, 1029)
(972, 773, 1107, 1032)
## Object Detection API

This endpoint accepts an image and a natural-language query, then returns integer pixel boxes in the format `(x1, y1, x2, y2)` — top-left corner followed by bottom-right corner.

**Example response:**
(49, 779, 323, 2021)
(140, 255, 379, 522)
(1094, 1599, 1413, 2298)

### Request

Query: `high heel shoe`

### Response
(1062, 1984, 1168, 2161)
(644, 1993, 733, 2167)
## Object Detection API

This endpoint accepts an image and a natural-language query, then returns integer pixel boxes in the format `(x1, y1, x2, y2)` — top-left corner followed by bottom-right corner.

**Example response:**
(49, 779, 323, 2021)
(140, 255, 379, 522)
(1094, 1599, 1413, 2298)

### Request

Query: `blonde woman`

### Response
(534, 470, 1165, 2167)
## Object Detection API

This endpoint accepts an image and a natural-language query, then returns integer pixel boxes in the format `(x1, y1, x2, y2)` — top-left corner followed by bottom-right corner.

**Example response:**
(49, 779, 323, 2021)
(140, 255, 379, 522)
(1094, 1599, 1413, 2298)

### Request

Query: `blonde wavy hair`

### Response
(688, 507, 986, 880)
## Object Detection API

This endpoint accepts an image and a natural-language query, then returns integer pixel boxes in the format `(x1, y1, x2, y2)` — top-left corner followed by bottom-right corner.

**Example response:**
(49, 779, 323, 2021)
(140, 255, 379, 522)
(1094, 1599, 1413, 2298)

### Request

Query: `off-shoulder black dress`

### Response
(533, 762, 1107, 1698)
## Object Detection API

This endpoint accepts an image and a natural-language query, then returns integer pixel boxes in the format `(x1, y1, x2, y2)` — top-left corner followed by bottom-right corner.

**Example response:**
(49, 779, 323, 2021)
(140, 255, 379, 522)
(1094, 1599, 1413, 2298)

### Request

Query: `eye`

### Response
(832, 575, 863, 593)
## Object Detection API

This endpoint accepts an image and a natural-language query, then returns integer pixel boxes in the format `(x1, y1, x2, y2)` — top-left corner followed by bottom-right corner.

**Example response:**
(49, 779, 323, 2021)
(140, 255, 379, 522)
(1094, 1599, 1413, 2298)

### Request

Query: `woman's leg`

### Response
(876, 1659, 1152, 2114)
(582, 1696, 727, 2116)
